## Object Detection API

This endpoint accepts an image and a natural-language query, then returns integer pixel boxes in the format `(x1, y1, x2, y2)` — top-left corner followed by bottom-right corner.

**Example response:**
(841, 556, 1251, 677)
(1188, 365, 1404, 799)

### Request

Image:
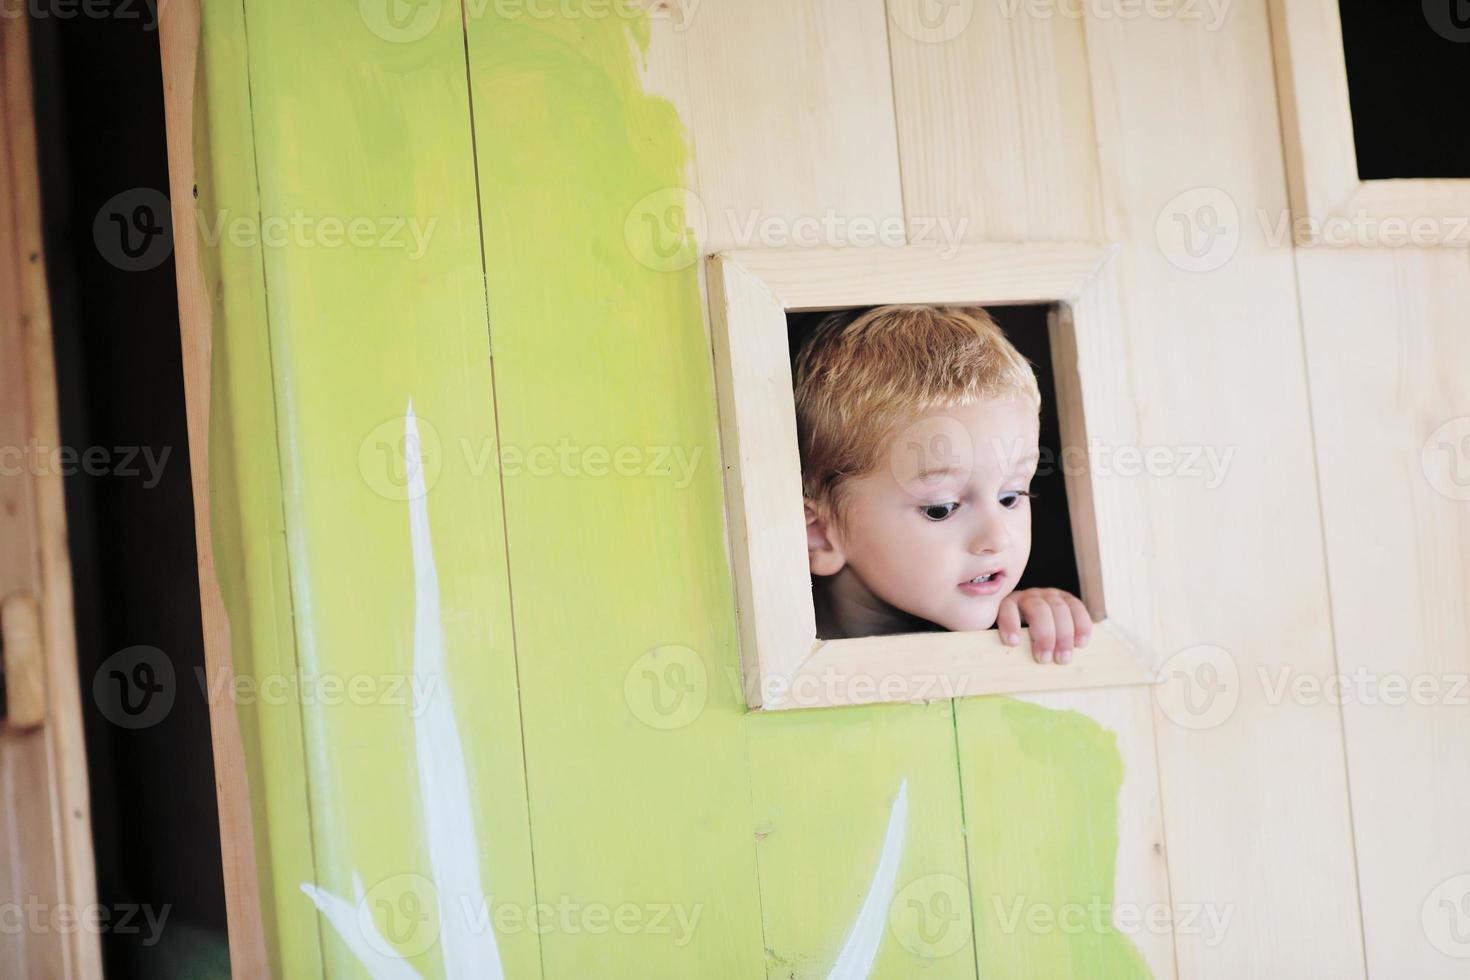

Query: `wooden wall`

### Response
(157, 0, 1469, 976)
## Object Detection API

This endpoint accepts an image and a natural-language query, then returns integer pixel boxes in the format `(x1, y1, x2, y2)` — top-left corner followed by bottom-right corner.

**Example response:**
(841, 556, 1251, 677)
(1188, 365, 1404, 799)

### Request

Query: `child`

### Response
(794, 304, 1090, 664)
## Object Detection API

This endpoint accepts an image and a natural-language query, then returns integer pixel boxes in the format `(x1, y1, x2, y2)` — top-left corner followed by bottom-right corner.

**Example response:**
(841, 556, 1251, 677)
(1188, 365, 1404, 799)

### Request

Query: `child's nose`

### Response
(967, 518, 1010, 555)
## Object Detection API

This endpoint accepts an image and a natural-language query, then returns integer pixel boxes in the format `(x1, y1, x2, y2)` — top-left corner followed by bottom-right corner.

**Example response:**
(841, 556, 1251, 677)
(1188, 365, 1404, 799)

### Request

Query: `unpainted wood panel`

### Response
(0, 11, 99, 977)
(676, 0, 905, 253)
(1297, 246, 1470, 978)
(887, 0, 1105, 242)
(1082, 4, 1366, 977)
(886, 7, 1175, 977)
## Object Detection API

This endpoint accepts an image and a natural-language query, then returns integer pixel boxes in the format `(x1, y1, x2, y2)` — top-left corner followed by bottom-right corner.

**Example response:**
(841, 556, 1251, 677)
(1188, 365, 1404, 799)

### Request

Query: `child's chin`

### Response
(934, 608, 1000, 633)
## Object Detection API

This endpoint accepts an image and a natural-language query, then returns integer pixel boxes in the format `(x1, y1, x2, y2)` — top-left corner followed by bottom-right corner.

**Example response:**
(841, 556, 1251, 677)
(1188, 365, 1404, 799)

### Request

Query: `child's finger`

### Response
(1019, 593, 1055, 663)
(996, 597, 1022, 646)
(1047, 596, 1076, 664)
(1066, 593, 1093, 647)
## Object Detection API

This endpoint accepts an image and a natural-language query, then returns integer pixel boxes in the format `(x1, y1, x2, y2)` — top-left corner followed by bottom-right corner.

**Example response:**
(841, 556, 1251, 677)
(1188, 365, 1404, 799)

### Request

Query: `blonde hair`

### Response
(793, 304, 1041, 532)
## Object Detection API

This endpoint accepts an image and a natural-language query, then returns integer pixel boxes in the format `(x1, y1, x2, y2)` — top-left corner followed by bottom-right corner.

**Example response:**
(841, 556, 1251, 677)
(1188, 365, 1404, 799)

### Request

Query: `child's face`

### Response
(811, 396, 1039, 634)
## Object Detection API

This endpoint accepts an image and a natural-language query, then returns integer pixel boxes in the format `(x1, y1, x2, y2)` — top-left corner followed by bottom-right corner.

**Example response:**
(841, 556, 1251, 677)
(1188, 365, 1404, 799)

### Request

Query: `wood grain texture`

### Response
(885, 12, 1176, 977)
(1084, 3, 1366, 975)
(668, 0, 975, 973)
(677, 0, 905, 254)
(0, 11, 100, 977)
(156, 1, 276, 972)
(887, 0, 1105, 242)
(1296, 246, 1470, 977)
(705, 256, 815, 708)
(723, 242, 1111, 311)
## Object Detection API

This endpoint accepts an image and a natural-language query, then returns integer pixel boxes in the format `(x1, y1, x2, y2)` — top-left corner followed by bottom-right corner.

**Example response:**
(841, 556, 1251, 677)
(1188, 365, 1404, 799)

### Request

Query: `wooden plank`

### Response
(1295, 246, 1470, 978)
(1266, 0, 1470, 247)
(0, 12, 100, 977)
(678, 0, 904, 253)
(785, 622, 1152, 710)
(156, 1, 276, 972)
(724, 242, 1109, 311)
(1, 595, 45, 729)
(745, 701, 976, 978)
(668, 0, 975, 972)
(957, 689, 1175, 979)
(234, 1, 543, 976)
(462, 8, 768, 976)
(1083, 5, 1366, 976)
(705, 256, 815, 708)
(886, 24, 1176, 973)
(1264, 0, 1360, 226)
(887, 0, 1105, 241)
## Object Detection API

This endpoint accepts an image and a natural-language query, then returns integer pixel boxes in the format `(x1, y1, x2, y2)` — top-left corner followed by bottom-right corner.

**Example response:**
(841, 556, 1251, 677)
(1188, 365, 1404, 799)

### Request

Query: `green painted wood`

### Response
(191, 3, 1154, 976)
(746, 702, 979, 978)
(956, 697, 1151, 977)
(462, 9, 768, 976)
(193, 1, 321, 973)
(230, 0, 540, 975)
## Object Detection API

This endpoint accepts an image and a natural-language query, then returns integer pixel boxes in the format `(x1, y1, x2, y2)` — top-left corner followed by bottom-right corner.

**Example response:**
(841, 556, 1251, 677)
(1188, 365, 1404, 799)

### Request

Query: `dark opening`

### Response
(29, 6, 230, 978)
(787, 303, 1083, 636)
(1338, 0, 1470, 179)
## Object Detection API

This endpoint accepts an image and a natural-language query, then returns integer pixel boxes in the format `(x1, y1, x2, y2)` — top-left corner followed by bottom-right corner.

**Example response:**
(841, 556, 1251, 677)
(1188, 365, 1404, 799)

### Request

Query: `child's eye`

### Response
(999, 490, 1036, 510)
(919, 501, 960, 522)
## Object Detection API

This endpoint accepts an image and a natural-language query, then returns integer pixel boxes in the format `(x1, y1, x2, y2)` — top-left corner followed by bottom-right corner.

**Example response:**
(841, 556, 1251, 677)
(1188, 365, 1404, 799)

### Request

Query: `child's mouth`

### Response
(958, 570, 1006, 596)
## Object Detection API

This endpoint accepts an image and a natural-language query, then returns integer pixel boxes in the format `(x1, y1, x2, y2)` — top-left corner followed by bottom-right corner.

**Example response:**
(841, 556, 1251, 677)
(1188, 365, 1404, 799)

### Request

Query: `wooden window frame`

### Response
(707, 243, 1157, 711)
(1268, 0, 1470, 247)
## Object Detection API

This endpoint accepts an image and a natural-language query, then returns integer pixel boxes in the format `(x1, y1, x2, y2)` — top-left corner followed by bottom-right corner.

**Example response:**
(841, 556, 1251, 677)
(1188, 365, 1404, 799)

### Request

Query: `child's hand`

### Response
(997, 588, 1092, 664)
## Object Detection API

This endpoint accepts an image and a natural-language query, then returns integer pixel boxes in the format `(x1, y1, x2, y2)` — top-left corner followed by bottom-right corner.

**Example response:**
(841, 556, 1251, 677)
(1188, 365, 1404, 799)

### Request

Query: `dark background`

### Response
(787, 304, 1084, 630)
(28, 4, 229, 977)
(1339, 0, 1470, 179)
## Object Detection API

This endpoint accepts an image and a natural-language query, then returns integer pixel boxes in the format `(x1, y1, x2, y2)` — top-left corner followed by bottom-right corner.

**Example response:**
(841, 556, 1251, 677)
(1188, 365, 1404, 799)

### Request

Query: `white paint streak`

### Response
(300, 873, 423, 980)
(405, 401, 504, 979)
(827, 779, 909, 980)
(301, 403, 503, 979)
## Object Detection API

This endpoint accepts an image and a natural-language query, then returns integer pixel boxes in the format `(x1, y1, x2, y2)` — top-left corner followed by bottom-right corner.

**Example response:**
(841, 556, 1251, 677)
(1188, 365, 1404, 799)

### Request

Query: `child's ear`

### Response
(805, 499, 847, 577)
